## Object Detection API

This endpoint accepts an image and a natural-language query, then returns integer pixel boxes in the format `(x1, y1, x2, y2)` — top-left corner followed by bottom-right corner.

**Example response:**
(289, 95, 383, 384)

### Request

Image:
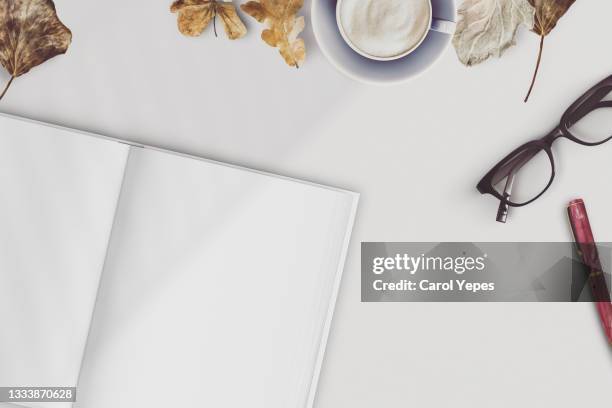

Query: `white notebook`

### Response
(0, 114, 358, 408)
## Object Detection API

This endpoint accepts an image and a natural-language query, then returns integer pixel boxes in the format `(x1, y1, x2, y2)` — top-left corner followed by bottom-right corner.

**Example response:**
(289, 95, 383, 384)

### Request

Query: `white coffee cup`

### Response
(336, 0, 455, 61)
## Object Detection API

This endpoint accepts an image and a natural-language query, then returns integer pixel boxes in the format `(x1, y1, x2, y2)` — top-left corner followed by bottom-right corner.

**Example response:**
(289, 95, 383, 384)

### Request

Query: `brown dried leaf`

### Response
(531, 0, 576, 36)
(0, 0, 72, 101)
(170, 0, 246, 40)
(524, 0, 576, 101)
(241, 0, 305, 68)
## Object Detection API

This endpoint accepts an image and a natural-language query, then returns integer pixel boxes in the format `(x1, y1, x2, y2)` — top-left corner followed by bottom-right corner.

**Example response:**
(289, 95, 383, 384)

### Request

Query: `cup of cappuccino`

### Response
(336, 0, 455, 61)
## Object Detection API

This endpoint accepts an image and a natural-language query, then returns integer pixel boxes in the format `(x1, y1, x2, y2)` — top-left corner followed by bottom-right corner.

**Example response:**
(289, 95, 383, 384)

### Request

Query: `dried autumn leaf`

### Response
(452, 0, 534, 66)
(241, 0, 305, 68)
(524, 0, 576, 102)
(0, 0, 72, 101)
(170, 0, 246, 40)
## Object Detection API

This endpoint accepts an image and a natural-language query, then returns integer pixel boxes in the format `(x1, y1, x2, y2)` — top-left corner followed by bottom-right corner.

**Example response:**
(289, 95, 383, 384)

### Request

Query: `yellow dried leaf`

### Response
(241, 0, 306, 68)
(170, 0, 246, 40)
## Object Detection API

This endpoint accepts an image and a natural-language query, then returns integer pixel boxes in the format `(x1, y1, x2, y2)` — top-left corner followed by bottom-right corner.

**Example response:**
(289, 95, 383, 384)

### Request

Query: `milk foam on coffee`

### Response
(339, 0, 431, 58)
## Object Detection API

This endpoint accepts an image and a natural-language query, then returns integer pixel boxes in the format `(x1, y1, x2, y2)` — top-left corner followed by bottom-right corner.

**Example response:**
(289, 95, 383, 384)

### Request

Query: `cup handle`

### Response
(431, 18, 456, 35)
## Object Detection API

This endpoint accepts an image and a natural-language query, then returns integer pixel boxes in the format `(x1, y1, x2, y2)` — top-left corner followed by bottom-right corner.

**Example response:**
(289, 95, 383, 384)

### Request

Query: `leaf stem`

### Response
(524, 35, 544, 103)
(0, 76, 14, 101)
(213, 11, 218, 37)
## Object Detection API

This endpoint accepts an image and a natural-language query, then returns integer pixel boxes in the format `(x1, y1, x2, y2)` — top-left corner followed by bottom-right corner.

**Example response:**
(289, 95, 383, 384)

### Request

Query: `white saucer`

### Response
(311, 0, 457, 85)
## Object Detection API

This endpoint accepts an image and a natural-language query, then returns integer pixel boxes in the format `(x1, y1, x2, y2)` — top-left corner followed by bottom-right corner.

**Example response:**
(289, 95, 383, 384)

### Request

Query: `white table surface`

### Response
(3, 0, 612, 406)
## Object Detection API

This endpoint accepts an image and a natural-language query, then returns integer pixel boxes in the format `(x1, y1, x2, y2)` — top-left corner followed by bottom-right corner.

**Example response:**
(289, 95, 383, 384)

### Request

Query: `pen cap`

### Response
(567, 198, 595, 244)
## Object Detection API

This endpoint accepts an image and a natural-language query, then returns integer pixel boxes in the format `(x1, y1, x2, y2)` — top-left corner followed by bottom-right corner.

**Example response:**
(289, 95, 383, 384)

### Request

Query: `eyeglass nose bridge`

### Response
(543, 126, 565, 142)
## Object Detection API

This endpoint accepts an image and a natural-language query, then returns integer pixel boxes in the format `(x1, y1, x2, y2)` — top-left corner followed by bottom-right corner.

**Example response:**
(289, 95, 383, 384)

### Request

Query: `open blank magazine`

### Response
(0, 114, 358, 408)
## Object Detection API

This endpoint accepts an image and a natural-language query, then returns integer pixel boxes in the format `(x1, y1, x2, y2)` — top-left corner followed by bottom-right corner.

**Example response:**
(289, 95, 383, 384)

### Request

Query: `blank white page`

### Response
(76, 146, 357, 408)
(0, 115, 129, 408)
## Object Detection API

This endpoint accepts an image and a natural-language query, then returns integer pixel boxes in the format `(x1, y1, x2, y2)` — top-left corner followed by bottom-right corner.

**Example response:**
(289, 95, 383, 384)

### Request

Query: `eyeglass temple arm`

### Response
(564, 83, 612, 128)
(496, 171, 515, 223)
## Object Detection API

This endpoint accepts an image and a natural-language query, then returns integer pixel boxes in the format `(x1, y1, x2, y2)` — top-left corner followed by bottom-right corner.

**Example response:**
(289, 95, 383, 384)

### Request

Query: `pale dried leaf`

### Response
(452, 0, 534, 66)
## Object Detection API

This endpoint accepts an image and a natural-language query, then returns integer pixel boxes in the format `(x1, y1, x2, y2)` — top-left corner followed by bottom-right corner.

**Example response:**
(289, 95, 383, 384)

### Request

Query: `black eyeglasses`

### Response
(477, 75, 612, 223)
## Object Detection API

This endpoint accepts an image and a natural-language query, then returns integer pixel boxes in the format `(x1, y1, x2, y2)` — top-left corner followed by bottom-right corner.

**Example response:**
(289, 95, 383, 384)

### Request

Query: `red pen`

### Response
(567, 199, 612, 344)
